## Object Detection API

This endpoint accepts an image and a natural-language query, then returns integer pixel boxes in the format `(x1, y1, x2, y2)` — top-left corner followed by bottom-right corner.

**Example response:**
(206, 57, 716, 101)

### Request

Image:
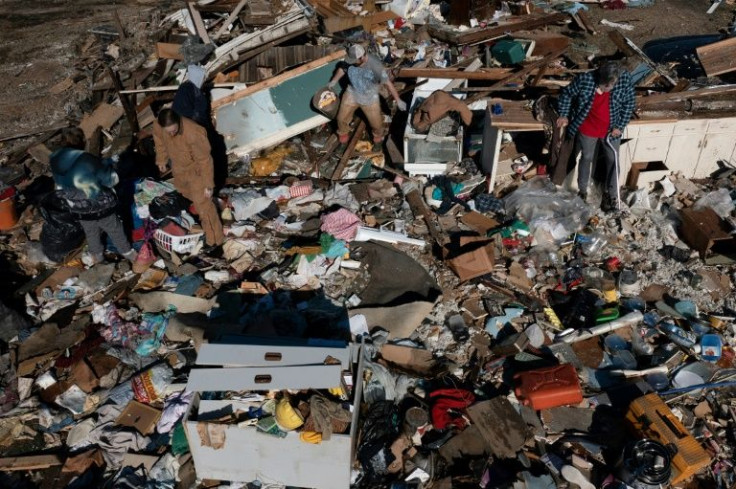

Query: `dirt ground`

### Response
(0, 0, 733, 156)
(0, 0, 169, 151)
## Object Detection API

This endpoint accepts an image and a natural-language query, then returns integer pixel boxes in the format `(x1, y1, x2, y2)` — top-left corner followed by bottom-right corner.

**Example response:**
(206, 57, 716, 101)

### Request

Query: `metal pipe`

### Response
(555, 311, 644, 343)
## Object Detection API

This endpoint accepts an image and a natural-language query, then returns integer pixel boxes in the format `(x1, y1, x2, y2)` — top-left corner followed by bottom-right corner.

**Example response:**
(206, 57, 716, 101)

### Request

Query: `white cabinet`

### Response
(637, 123, 675, 138)
(693, 133, 736, 178)
(632, 136, 671, 162)
(706, 117, 736, 133)
(666, 134, 704, 178)
(673, 120, 709, 136)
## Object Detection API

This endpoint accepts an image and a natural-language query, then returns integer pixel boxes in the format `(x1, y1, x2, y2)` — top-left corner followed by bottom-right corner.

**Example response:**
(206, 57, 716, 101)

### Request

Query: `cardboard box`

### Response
(183, 339, 362, 489)
(445, 238, 496, 282)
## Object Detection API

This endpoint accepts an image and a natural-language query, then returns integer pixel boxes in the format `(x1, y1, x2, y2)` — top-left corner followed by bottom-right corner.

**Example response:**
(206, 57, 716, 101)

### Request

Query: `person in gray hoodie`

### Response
(50, 127, 137, 264)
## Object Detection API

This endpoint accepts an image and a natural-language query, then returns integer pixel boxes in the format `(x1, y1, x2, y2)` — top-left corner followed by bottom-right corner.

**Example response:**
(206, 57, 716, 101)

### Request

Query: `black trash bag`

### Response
(39, 192, 85, 262)
(357, 401, 401, 484)
(149, 191, 191, 220)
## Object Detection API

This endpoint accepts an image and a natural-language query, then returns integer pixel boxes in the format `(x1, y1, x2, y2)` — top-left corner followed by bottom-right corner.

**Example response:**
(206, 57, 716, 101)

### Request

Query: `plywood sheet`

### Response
(696, 37, 736, 77)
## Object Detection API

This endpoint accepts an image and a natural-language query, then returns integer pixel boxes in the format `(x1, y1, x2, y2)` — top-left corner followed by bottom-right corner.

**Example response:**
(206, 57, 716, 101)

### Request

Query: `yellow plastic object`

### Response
(274, 398, 304, 431)
(544, 307, 563, 330)
(328, 387, 345, 398)
(626, 393, 710, 484)
(299, 431, 322, 444)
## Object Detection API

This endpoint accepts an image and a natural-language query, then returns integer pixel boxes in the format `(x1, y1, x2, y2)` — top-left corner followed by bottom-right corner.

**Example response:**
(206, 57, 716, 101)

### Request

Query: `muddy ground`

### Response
(0, 0, 733, 157)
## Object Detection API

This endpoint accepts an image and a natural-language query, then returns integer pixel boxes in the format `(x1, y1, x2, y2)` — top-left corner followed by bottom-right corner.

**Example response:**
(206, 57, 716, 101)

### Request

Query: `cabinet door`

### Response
(673, 120, 709, 136)
(666, 134, 704, 178)
(706, 118, 736, 134)
(638, 123, 675, 138)
(693, 134, 736, 178)
(618, 138, 636, 183)
(632, 136, 671, 162)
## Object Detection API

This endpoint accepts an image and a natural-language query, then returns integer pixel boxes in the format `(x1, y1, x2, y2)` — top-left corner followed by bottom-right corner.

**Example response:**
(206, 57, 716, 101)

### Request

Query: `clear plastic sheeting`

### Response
(503, 177, 592, 245)
(694, 188, 735, 218)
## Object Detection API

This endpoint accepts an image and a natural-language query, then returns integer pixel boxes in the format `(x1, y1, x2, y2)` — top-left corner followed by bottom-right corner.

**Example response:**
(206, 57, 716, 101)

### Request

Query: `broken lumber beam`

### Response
(105, 67, 139, 134)
(608, 30, 677, 86)
(696, 36, 736, 77)
(576, 11, 597, 35)
(213, 0, 248, 40)
(156, 42, 184, 61)
(428, 12, 568, 46)
(637, 83, 736, 108)
(443, 58, 483, 91)
(0, 122, 68, 143)
(331, 120, 365, 181)
(397, 67, 513, 80)
(212, 50, 346, 109)
(465, 46, 568, 105)
(187, 2, 212, 44)
(0, 455, 63, 471)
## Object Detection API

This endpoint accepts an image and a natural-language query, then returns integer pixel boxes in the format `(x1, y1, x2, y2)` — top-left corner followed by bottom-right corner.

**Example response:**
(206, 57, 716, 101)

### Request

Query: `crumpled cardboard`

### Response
(444, 238, 495, 282)
(117, 400, 162, 435)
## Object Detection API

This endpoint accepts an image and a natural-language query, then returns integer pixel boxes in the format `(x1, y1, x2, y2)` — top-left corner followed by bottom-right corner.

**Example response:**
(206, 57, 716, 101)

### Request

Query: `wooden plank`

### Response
(49, 77, 74, 95)
(608, 30, 676, 86)
(156, 42, 184, 61)
(487, 98, 541, 128)
(106, 66, 140, 134)
(576, 11, 597, 35)
(0, 455, 63, 471)
(465, 46, 568, 105)
(696, 37, 736, 77)
(79, 102, 124, 138)
(397, 67, 513, 80)
(0, 122, 68, 143)
(637, 84, 736, 107)
(444, 58, 483, 90)
(213, 0, 248, 40)
(428, 12, 568, 46)
(212, 50, 346, 109)
(331, 120, 365, 180)
(187, 2, 212, 44)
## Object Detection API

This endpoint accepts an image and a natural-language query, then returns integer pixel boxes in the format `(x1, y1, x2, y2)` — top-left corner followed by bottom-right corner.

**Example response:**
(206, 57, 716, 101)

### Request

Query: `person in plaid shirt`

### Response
(556, 61, 635, 211)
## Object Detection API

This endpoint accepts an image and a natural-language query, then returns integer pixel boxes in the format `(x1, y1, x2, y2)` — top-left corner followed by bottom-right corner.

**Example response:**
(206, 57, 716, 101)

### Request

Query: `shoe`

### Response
(601, 195, 619, 213)
(123, 249, 138, 263)
(371, 141, 383, 153)
(578, 191, 588, 203)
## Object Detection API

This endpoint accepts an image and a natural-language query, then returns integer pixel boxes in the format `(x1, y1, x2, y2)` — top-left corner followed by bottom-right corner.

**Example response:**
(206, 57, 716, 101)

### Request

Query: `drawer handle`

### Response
(264, 352, 282, 361)
(254, 375, 272, 384)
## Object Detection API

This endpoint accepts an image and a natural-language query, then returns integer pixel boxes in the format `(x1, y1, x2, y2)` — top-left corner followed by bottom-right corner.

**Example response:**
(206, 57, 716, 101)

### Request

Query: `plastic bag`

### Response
(503, 177, 591, 244)
(149, 191, 191, 220)
(39, 192, 85, 262)
(132, 363, 173, 404)
(694, 188, 734, 218)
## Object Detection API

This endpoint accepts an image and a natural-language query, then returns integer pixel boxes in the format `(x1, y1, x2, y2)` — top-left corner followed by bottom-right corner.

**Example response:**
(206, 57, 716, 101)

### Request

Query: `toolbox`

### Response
(626, 393, 710, 485)
(513, 364, 583, 410)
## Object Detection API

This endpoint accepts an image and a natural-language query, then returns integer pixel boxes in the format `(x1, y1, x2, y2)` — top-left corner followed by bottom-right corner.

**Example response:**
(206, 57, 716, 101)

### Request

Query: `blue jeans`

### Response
(576, 133, 620, 199)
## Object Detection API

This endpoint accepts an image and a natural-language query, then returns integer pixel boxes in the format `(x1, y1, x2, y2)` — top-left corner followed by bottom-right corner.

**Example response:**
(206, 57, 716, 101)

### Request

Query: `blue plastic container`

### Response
(700, 334, 723, 362)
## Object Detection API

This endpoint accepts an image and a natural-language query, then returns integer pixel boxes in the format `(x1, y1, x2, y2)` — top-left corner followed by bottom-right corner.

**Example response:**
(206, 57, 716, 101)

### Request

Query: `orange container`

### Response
(513, 364, 583, 410)
(626, 393, 710, 484)
(0, 187, 18, 231)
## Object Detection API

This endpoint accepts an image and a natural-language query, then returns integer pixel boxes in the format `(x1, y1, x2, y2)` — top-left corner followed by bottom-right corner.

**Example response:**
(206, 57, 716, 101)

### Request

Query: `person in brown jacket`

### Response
(153, 109, 224, 248)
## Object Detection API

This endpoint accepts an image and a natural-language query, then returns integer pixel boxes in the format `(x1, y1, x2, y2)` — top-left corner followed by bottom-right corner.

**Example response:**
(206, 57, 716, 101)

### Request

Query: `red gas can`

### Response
(513, 364, 583, 410)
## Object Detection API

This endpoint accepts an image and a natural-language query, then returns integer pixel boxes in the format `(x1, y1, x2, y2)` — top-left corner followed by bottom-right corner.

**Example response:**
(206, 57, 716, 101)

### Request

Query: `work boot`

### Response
(601, 194, 619, 213)
(578, 190, 588, 203)
(372, 140, 383, 153)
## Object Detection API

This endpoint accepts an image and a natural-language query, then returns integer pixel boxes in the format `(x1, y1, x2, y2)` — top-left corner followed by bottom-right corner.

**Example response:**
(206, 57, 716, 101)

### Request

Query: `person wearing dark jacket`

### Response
(50, 127, 137, 264)
(556, 61, 636, 211)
